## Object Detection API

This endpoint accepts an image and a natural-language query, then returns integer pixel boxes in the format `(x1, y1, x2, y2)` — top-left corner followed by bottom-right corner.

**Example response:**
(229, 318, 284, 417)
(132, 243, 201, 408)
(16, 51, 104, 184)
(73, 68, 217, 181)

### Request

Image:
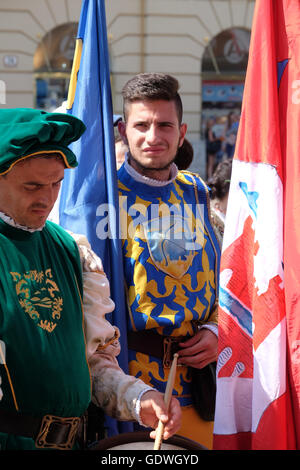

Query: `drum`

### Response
(91, 431, 207, 450)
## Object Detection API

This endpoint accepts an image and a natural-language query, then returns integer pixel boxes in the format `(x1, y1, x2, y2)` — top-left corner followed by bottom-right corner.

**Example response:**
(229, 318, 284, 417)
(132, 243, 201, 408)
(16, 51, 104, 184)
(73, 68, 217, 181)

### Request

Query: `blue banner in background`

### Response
(58, 0, 132, 436)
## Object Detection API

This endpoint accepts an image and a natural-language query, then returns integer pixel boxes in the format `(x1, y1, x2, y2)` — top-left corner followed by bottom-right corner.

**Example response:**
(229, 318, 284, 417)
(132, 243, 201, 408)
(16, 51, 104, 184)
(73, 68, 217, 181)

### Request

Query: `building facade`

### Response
(0, 0, 255, 176)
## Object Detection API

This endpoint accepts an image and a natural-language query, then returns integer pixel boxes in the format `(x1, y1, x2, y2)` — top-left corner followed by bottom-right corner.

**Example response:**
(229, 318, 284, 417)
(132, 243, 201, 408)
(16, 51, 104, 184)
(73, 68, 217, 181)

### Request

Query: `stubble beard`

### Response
(127, 140, 181, 180)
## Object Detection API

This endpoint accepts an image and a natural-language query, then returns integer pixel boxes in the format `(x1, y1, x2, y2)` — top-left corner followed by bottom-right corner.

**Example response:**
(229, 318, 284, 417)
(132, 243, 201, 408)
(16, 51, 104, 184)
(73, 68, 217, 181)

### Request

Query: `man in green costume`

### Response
(0, 108, 181, 450)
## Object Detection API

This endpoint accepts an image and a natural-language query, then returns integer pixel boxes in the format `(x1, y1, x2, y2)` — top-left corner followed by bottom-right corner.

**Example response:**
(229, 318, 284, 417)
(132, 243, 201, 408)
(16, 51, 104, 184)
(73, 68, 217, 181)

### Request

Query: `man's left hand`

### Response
(139, 390, 181, 440)
(177, 328, 218, 369)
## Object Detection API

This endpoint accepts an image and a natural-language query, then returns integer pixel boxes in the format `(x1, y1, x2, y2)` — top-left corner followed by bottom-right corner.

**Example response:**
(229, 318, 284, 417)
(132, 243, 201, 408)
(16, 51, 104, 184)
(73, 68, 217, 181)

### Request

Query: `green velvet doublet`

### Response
(0, 220, 91, 449)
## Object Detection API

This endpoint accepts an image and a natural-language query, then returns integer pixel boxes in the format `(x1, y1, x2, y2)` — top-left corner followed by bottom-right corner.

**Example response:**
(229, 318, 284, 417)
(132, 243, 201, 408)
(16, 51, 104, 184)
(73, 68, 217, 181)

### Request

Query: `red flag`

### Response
(213, 0, 300, 450)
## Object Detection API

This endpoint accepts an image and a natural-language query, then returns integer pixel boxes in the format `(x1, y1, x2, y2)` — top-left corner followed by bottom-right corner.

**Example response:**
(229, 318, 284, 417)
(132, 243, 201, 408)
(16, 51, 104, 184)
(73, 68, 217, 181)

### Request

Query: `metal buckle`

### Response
(35, 414, 81, 450)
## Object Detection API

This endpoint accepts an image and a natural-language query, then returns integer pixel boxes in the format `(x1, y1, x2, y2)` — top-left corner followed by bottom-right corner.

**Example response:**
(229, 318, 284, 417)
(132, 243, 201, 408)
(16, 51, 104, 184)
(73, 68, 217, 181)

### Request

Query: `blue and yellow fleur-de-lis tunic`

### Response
(0, 219, 91, 450)
(118, 163, 220, 447)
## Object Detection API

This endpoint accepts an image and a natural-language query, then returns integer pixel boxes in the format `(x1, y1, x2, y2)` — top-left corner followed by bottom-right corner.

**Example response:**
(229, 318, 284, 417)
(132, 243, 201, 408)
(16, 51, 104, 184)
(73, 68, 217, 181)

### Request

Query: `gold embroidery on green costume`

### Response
(10, 268, 63, 333)
(0, 220, 91, 450)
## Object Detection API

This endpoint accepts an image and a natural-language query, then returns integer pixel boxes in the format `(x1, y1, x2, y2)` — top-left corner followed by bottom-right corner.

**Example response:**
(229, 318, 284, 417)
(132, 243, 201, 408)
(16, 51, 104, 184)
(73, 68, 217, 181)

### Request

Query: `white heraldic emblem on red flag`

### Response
(214, 160, 286, 440)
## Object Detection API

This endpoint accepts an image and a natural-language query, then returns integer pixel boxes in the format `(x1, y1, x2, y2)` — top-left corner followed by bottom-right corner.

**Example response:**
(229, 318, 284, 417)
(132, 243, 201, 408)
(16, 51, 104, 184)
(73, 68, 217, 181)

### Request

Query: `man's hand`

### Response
(139, 390, 181, 440)
(177, 328, 218, 369)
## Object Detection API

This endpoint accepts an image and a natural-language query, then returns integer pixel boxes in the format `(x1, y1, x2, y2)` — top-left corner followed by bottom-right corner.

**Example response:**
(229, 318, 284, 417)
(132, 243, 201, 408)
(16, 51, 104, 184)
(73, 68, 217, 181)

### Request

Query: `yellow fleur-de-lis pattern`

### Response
(118, 169, 220, 405)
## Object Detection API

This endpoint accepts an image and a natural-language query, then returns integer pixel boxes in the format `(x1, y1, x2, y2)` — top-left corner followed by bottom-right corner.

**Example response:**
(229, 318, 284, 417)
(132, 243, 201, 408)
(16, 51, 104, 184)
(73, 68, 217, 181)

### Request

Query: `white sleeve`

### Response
(83, 271, 117, 359)
(68, 232, 117, 358)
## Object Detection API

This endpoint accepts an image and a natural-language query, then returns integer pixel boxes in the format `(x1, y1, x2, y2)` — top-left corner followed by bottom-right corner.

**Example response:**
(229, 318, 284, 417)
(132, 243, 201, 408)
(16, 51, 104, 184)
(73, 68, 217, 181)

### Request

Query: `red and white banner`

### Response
(213, 0, 300, 450)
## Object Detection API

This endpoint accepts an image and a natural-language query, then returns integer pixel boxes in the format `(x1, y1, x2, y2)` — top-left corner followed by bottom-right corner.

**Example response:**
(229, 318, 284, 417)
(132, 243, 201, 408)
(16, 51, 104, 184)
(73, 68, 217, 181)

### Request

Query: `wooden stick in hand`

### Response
(153, 353, 178, 450)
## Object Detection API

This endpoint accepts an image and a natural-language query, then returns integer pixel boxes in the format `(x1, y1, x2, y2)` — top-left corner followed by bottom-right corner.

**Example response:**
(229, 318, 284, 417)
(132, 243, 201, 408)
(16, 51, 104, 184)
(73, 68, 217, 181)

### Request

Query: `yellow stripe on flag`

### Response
(67, 38, 83, 110)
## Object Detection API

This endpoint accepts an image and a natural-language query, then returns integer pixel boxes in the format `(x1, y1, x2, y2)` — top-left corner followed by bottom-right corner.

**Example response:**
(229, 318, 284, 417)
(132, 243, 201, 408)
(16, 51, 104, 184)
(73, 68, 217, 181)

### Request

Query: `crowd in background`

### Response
(203, 111, 240, 180)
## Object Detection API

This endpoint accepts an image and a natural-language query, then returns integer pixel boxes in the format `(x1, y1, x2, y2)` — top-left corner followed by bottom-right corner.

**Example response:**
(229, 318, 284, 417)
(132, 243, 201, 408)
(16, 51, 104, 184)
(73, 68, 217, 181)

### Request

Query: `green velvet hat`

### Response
(0, 108, 86, 175)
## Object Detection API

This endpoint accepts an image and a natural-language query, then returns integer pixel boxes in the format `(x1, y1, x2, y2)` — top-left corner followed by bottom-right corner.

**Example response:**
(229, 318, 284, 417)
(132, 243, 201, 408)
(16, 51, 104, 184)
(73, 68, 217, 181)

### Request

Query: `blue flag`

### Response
(58, 0, 132, 436)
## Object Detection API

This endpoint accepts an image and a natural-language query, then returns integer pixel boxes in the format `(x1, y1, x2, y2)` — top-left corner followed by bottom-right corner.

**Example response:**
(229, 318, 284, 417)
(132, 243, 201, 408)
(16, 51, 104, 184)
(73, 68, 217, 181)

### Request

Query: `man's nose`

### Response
(39, 186, 57, 206)
(145, 124, 160, 144)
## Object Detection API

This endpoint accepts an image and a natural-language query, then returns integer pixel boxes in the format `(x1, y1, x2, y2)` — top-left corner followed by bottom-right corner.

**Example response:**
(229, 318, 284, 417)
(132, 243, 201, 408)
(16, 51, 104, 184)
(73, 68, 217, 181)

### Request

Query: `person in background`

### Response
(205, 117, 218, 180)
(205, 116, 226, 180)
(208, 158, 232, 245)
(224, 112, 239, 159)
(212, 116, 227, 164)
(117, 72, 220, 449)
(113, 115, 128, 170)
(115, 134, 128, 170)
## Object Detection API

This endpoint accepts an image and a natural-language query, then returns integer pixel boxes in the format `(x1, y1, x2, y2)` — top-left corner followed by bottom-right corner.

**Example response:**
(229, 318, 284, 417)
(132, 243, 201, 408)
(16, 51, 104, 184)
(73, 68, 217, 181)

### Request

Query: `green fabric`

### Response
(0, 108, 86, 175)
(0, 220, 91, 449)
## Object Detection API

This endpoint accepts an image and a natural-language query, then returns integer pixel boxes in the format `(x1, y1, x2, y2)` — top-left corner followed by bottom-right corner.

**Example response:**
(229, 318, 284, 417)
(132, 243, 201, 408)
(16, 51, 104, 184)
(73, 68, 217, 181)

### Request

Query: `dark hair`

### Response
(209, 158, 232, 200)
(174, 138, 193, 170)
(122, 73, 183, 123)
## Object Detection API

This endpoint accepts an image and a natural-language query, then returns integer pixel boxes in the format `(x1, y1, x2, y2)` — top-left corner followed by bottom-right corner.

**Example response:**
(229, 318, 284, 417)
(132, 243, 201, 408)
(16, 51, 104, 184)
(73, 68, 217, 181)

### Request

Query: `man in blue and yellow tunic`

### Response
(118, 73, 220, 449)
(0, 108, 181, 450)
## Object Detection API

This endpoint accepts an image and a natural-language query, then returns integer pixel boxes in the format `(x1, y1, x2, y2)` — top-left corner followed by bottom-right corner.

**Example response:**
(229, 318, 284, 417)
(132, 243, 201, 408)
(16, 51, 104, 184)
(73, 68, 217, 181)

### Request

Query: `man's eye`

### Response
(24, 185, 40, 191)
(159, 122, 173, 128)
(136, 123, 147, 129)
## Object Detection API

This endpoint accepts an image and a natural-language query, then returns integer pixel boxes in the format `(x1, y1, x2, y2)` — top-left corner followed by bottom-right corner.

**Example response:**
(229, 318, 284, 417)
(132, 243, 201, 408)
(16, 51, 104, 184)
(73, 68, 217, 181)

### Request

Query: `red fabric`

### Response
(214, 394, 295, 450)
(213, 0, 300, 449)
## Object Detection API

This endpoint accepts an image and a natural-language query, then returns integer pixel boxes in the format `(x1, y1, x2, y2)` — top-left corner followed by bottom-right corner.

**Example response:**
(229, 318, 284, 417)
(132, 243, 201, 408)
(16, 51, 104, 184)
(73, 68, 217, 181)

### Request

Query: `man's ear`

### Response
(179, 123, 187, 147)
(118, 121, 128, 145)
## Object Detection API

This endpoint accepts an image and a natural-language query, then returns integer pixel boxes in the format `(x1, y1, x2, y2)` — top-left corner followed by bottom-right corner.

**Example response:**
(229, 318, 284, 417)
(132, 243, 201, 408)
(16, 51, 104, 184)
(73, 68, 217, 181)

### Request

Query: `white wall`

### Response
(0, 0, 255, 176)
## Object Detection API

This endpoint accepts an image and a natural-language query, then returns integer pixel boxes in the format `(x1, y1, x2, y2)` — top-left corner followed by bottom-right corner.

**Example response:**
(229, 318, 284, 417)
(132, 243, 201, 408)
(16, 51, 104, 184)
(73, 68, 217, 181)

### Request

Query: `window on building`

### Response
(33, 23, 78, 111)
(201, 28, 250, 174)
(202, 27, 250, 113)
(202, 27, 250, 77)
